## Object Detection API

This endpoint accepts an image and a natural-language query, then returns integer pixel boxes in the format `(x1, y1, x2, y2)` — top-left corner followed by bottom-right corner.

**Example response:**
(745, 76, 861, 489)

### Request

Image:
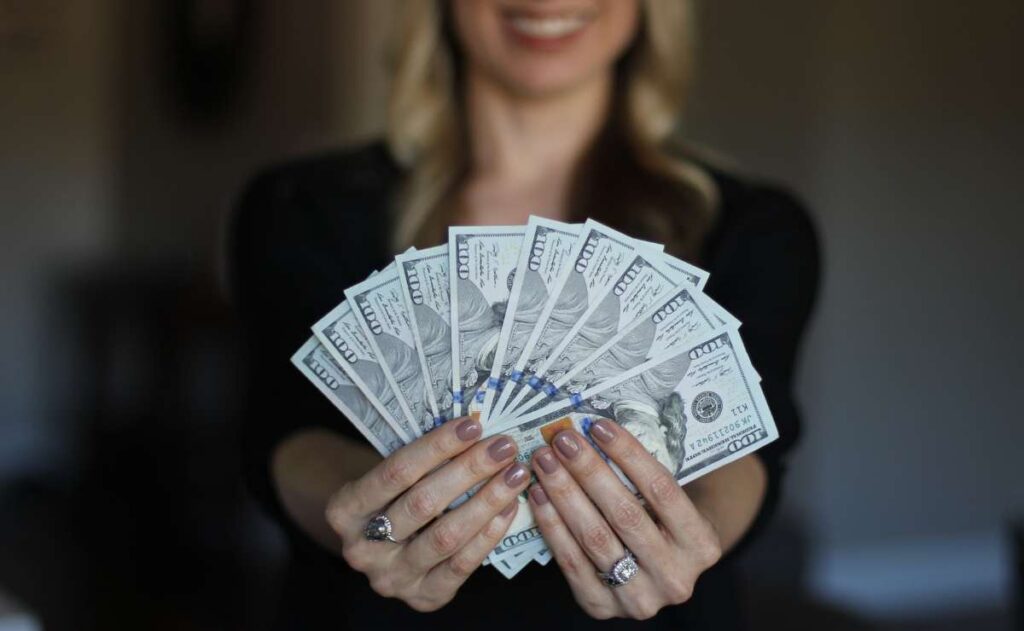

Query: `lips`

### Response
(501, 5, 597, 43)
(506, 13, 593, 39)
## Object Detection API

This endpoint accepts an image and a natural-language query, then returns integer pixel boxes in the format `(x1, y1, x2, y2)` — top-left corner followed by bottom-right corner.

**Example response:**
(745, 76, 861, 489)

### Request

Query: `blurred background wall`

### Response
(687, 0, 1024, 620)
(1, 0, 116, 480)
(0, 1, 1021, 629)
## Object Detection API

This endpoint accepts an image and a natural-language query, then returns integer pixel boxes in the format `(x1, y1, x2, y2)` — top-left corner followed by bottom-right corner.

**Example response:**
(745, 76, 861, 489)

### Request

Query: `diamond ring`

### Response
(598, 550, 639, 587)
(363, 513, 401, 543)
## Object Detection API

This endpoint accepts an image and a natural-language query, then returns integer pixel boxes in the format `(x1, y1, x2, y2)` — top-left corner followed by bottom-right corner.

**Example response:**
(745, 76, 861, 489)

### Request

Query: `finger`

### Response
(386, 434, 518, 540)
(404, 461, 531, 572)
(548, 428, 667, 564)
(528, 484, 621, 620)
(586, 418, 705, 544)
(339, 416, 483, 521)
(531, 445, 626, 571)
(422, 492, 521, 599)
(533, 443, 666, 617)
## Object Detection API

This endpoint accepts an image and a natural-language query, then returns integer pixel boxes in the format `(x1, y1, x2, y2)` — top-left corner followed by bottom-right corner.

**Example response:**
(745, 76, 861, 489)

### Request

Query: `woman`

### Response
(231, 0, 819, 628)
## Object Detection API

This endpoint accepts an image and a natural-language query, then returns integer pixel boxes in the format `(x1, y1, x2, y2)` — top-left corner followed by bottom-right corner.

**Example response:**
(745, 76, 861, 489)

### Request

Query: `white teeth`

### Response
(509, 15, 589, 39)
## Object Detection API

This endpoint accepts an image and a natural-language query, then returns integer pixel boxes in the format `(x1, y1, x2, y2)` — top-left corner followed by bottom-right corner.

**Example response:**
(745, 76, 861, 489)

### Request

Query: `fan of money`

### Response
(292, 217, 777, 578)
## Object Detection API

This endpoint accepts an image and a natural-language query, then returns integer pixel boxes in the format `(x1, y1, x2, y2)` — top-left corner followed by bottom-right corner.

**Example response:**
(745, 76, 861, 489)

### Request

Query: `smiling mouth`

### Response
(503, 9, 596, 40)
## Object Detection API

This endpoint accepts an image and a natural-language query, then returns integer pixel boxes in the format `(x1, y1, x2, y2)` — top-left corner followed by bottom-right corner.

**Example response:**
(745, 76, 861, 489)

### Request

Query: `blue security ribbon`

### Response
(452, 390, 463, 403)
(543, 384, 559, 397)
(580, 417, 609, 462)
(581, 416, 593, 434)
(487, 377, 501, 390)
(569, 393, 583, 407)
(510, 371, 524, 383)
(432, 416, 445, 428)
(475, 390, 486, 403)
(527, 376, 543, 391)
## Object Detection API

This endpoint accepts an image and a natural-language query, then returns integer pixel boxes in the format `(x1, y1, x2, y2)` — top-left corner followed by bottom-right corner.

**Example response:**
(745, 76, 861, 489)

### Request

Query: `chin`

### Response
(499, 63, 603, 98)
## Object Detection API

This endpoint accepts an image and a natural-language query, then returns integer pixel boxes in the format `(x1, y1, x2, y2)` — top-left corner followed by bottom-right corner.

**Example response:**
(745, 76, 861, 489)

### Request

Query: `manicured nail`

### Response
(500, 501, 517, 518)
(456, 418, 481, 441)
(535, 448, 559, 474)
(488, 436, 516, 462)
(591, 419, 617, 444)
(529, 485, 549, 505)
(504, 463, 528, 487)
(553, 431, 580, 459)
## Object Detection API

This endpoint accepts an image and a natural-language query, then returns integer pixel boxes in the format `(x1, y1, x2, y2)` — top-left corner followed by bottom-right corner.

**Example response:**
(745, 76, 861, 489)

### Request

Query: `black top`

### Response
(229, 142, 820, 630)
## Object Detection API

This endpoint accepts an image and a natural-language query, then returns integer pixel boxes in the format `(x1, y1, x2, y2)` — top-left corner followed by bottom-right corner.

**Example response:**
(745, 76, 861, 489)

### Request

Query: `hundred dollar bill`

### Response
(313, 299, 418, 442)
(478, 217, 581, 424)
(291, 337, 404, 456)
(449, 226, 527, 418)
(659, 257, 742, 329)
(489, 555, 524, 579)
(495, 252, 707, 421)
(515, 284, 723, 416)
(492, 220, 659, 418)
(491, 544, 547, 579)
(397, 245, 453, 427)
(487, 327, 776, 558)
(488, 511, 547, 565)
(345, 265, 438, 436)
(661, 256, 709, 292)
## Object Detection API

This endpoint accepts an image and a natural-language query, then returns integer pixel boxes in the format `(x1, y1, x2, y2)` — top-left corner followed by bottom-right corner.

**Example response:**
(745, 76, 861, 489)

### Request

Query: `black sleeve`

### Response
(228, 166, 372, 532)
(702, 183, 821, 550)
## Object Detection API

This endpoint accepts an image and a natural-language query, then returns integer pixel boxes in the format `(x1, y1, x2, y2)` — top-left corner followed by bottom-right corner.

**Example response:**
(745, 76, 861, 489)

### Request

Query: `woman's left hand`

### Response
(527, 418, 723, 620)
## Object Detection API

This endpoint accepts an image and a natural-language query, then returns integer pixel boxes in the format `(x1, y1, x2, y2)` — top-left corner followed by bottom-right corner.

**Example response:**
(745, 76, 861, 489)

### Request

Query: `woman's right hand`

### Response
(325, 416, 530, 612)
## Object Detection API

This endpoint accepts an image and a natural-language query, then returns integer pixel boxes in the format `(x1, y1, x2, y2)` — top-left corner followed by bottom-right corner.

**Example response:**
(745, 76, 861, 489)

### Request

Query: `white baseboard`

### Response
(0, 589, 41, 631)
(806, 530, 1014, 617)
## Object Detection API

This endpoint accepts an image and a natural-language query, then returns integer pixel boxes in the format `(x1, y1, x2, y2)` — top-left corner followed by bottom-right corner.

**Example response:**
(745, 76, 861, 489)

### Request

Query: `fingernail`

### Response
(553, 431, 580, 459)
(591, 419, 617, 444)
(488, 436, 516, 462)
(456, 418, 481, 441)
(500, 502, 517, 518)
(529, 485, 549, 505)
(535, 448, 559, 474)
(504, 463, 528, 487)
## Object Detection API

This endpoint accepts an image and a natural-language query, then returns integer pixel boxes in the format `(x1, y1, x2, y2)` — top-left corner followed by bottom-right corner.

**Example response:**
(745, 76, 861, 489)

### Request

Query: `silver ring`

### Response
(598, 550, 639, 587)
(364, 513, 401, 543)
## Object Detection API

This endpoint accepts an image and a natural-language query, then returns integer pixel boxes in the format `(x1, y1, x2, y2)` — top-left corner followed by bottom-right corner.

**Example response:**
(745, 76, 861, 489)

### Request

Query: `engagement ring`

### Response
(599, 550, 639, 587)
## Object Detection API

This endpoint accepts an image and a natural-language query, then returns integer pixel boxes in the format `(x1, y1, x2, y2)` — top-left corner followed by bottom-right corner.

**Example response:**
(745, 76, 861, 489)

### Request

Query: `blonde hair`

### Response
(387, 0, 716, 257)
